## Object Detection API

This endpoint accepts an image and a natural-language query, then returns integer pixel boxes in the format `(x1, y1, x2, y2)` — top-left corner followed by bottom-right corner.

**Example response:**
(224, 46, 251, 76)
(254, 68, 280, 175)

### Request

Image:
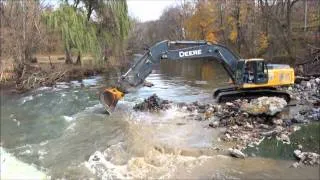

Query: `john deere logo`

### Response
(179, 49, 202, 57)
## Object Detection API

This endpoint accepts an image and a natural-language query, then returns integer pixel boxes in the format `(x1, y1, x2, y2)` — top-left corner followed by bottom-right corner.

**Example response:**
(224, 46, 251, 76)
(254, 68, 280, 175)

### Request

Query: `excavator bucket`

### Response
(99, 87, 124, 114)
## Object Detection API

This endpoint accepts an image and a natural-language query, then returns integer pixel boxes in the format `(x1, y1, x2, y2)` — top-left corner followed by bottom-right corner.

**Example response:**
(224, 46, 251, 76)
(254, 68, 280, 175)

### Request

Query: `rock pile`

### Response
(133, 95, 297, 147)
(133, 94, 172, 112)
(287, 77, 320, 106)
(171, 97, 298, 148)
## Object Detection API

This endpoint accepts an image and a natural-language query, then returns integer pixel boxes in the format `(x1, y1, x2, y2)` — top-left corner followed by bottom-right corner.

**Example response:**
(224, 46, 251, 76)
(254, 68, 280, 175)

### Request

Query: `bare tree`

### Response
(258, 0, 301, 60)
(1, 0, 45, 80)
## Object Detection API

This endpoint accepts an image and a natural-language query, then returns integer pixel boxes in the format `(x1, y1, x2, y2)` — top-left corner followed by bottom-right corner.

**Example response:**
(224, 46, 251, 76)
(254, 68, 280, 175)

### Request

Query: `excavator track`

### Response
(213, 86, 237, 98)
(215, 88, 290, 103)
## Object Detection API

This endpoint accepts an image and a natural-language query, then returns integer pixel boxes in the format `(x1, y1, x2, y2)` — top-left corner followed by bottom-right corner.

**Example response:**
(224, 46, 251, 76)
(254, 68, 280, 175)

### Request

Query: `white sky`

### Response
(45, 0, 177, 22)
(127, 0, 177, 22)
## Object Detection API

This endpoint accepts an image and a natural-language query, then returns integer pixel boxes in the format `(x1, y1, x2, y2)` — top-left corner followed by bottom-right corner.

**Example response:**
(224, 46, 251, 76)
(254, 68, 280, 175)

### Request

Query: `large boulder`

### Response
(240, 97, 287, 116)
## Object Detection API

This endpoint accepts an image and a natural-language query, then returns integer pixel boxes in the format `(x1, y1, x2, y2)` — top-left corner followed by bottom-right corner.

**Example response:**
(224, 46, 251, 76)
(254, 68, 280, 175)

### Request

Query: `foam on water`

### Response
(12, 118, 21, 127)
(84, 144, 214, 179)
(65, 122, 76, 131)
(40, 140, 49, 146)
(18, 149, 33, 155)
(0, 147, 50, 179)
(130, 106, 189, 124)
(63, 115, 74, 122)
(38, 149, 48, 160)
(194, 80, 208, 85)
(19, 95, 34, 104)
(36, 93, 43, 97)
(82, 113, 219, 179)
(34, 86, 51, 92)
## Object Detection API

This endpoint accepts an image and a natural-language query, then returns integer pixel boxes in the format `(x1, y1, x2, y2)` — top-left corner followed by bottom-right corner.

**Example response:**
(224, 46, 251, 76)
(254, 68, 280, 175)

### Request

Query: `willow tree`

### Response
(43, 4, 101, 64)
(95, 0, 131, 61)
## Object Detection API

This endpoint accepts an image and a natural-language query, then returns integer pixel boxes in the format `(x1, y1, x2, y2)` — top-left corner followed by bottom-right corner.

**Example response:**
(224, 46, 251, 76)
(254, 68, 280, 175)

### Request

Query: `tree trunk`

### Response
(219, 0, 227, 44)
(13, 60, 25, 84)
(49, 56, 54, 69)
(75, 52, 81, 65)
(236, 5, 241, 53)
(24, 47, 33, 63)
(284, 0, 296, 61)
(65, 48, 72, 64)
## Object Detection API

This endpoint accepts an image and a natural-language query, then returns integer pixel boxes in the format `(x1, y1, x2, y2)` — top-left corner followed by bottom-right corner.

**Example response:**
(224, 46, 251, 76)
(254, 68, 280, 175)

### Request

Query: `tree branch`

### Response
(290, 0, 300, 8)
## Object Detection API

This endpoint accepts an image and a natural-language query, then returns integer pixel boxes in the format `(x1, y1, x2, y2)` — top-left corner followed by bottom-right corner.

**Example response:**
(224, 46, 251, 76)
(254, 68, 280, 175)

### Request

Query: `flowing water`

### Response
(1, 60, 319, 179)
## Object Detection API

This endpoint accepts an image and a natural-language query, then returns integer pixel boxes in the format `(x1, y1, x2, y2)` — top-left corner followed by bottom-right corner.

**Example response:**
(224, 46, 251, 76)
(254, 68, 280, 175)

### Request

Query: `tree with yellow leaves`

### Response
(184, 0, 219, 43)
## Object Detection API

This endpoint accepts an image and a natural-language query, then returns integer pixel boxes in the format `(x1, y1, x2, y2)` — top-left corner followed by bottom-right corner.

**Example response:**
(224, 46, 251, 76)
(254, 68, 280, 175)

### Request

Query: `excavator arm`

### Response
(100, 40, 240, 113)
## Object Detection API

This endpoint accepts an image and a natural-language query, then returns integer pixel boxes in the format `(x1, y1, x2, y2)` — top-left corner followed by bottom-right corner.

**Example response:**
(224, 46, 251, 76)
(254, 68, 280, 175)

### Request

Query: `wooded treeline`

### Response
(1, 0, 319, 85)
(128, 0, 319, 63)
(1, 0, 131, 81)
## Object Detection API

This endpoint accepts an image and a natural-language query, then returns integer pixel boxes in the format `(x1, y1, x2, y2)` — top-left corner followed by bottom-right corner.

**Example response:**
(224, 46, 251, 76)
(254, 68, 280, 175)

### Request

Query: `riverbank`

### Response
(0, 65, 105, 94)
(0, 55, 128, 94)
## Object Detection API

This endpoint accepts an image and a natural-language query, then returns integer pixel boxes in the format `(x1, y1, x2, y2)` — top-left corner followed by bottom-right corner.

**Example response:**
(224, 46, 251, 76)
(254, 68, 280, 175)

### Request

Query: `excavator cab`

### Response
(235, 59, 268, 85)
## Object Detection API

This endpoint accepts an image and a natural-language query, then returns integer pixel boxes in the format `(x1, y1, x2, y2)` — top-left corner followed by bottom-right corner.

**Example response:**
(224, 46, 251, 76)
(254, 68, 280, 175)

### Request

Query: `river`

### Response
(1, 60, 319, 179)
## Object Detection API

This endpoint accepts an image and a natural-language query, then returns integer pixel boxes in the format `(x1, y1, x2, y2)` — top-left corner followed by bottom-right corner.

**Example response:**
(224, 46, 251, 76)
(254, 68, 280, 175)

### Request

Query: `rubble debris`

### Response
(293, 150, 320, 167)
(133, 94, 316, 147)
(133, 94, 171, 112)
(133, 77, 319, 151)
(286, 77, 320, 104)
(308, 108, 320, 121)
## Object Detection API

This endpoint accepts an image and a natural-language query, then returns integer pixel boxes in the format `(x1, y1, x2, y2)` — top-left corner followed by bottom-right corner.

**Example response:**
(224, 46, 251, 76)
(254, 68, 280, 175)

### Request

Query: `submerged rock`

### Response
(240, 97, 287, 116)
(291, 162, 301, 168)
(143, 81, 154, 87)
(228, 148, 246, 159)
(294, 149, 302, 158)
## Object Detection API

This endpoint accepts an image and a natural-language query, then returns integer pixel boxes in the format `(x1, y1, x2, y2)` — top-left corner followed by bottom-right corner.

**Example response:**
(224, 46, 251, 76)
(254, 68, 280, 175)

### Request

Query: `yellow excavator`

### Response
(100, 40, 294, 114)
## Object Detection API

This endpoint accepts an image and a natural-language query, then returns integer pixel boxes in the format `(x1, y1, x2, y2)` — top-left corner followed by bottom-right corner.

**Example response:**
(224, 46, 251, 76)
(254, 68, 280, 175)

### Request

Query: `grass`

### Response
(244, 123, 320, 160)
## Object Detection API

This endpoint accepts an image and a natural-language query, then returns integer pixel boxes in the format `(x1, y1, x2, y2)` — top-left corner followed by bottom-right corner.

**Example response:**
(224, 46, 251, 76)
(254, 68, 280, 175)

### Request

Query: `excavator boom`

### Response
(118, 40, 239, 91)
(100, 40, 241, 113)
(100, 40, 293, 114)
